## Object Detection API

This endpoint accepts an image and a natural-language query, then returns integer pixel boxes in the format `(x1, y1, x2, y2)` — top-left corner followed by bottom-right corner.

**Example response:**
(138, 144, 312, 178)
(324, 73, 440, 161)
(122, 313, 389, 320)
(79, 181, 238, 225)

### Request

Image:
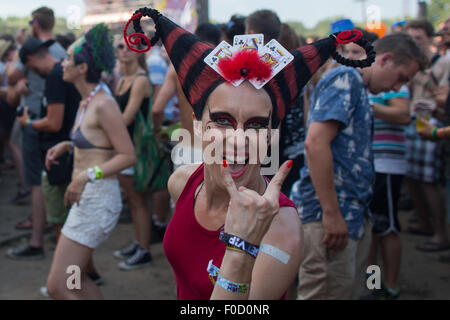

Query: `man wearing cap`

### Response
(6, 7, 66, 260)
(14, 37, 80, 248)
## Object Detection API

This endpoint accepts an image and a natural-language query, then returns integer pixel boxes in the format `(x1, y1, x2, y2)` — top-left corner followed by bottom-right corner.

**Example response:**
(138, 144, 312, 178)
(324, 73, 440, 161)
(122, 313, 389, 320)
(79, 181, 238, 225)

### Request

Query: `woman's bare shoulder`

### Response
(92, 91, 121, 117)
(168, 163, 202, 203)
(265, 206, 301, 250)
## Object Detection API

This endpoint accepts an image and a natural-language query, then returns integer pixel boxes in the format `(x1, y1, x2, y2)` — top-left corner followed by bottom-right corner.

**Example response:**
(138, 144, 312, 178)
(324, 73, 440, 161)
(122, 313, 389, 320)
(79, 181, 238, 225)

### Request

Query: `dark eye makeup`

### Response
(244, 117, 270, 130)
(209, 111, 237, 129)
(208, 110, 270, 130)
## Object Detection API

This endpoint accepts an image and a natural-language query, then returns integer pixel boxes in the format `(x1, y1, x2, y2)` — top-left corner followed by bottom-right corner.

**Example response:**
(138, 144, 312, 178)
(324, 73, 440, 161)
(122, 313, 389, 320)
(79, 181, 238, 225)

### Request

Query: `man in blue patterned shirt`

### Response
(291, 33, 427, 300)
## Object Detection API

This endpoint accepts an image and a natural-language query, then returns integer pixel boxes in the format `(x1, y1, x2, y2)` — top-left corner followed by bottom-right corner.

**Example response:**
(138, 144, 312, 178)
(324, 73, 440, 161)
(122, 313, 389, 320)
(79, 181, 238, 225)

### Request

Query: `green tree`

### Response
(427, 0, 450, 27)
(0, 16, 82, 39)
(287, 16, 346, 38)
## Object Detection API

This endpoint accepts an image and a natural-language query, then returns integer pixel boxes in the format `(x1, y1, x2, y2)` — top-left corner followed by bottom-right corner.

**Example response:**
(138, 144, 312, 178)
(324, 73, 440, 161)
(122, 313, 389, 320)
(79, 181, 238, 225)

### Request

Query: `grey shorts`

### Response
(62, 178, 122, 249)
(21, 128, 43, 186)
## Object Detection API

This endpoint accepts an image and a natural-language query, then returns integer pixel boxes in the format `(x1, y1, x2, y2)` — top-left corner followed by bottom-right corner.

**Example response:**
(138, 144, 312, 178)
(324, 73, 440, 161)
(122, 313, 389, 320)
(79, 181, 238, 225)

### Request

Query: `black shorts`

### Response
(0, 100, 16, 133)
(370, 173, 403, 235)
(22, 128, 44, 186)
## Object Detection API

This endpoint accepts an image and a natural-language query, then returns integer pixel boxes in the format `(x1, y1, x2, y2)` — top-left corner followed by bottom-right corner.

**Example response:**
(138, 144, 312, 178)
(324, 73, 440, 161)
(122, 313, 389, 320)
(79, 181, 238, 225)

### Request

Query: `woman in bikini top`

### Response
(44, 24, 136, 300)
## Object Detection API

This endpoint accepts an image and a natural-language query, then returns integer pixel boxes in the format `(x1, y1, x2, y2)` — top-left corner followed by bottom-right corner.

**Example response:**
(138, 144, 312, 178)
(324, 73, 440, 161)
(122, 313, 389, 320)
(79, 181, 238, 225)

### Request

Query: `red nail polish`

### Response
(287, 160, 293, 168)
(223, 160, 227, 167)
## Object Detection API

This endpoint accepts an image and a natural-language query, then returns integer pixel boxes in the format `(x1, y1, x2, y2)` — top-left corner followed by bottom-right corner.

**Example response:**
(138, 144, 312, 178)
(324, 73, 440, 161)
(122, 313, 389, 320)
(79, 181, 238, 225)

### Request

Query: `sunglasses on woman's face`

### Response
(28, 19, 36, 25)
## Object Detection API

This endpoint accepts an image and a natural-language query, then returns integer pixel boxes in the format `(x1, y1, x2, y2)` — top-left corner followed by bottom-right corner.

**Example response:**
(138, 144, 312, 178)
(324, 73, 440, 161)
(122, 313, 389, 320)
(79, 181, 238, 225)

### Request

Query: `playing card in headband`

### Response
(251, 39, 294, 89)
(233, 34, 264, 51)
(204, 40, 244, 87)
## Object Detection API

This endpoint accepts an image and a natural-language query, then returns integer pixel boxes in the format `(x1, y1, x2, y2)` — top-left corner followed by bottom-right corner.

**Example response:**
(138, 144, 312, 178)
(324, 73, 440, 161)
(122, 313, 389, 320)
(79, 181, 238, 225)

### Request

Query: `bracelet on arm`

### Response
(26, 119, 34, 131)
(219, 231, 259, 259)
(226, 244, 246, 255)
(207, 259, 250, 294)
(217, 273, 250, 294)
(431, 127, 439, 141)
(93, 165, 103, 179)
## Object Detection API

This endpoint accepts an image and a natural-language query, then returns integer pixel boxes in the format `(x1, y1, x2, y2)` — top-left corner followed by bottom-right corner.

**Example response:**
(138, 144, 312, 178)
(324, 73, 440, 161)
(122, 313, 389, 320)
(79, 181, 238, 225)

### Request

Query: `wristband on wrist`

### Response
(431, 127, 439, 141)
(93, 165, 103, 179)
(217, 273, 250, 294)
(207, 259, 219, 285)
(26, 119, 33, 131)
(226, 244, 246, 255)
(219, 231, 259, 258)
(207, 259, 250, 294)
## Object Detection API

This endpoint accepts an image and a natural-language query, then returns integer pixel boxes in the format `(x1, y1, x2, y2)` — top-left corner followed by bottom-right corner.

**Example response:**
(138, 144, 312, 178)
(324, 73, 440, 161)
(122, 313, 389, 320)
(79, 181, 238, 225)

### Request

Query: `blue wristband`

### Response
(217, 273, 250, 294)
(219, 231, 259, 258)
(28, 120, 34, 131)
(206, 259, 250, 294)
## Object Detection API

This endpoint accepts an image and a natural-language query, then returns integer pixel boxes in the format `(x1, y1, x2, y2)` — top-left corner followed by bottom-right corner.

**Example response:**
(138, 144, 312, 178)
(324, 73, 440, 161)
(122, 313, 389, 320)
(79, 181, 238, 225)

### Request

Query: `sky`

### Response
(0, 0, 420, 28)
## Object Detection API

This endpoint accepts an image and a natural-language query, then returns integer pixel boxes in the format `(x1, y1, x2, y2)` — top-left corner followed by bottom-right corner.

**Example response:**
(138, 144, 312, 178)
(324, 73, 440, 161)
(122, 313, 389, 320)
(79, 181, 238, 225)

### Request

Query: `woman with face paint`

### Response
(44, 24, 136, 299)
(124, 8, 375, 300)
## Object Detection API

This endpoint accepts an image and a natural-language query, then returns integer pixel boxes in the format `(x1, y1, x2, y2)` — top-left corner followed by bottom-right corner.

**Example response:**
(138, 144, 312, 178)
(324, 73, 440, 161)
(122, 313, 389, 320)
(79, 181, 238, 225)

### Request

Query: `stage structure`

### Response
(81, 0, 200, 33)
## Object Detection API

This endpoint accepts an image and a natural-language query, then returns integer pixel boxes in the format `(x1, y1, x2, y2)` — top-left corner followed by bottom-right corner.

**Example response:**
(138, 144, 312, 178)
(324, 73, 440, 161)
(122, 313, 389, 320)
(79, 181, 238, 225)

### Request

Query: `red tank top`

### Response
(163, 163, 297, 300)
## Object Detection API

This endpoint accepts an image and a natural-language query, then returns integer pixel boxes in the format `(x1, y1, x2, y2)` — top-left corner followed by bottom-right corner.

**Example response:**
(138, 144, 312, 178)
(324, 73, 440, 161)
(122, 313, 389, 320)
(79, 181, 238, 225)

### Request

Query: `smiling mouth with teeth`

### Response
(223, 154, 250, 179)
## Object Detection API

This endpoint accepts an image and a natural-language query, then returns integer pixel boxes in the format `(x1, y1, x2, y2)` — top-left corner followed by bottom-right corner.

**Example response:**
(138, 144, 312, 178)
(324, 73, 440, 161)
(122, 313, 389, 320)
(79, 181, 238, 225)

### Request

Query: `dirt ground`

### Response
(0, 163, 450, 300)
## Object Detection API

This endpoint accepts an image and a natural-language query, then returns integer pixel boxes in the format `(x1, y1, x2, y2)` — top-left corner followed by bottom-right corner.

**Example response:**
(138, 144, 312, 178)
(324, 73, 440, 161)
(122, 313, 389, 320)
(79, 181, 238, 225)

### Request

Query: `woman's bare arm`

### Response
(94, 97, 136, 177)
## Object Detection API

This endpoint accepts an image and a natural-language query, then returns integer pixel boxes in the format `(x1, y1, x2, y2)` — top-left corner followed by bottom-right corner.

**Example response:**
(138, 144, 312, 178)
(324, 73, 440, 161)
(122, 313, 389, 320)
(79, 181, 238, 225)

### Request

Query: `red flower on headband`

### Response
(218, 50, 272, 83)
(335, 29, 363, 45)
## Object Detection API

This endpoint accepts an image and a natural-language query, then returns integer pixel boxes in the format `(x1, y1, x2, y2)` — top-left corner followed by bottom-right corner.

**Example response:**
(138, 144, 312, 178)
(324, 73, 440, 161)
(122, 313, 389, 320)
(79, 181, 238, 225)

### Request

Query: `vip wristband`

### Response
(219, 231, 259, 258)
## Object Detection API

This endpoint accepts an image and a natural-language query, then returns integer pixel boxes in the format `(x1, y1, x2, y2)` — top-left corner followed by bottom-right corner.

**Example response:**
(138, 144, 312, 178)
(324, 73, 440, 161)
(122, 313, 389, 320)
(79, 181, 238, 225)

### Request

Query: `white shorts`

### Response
(62, 178, 122, 249)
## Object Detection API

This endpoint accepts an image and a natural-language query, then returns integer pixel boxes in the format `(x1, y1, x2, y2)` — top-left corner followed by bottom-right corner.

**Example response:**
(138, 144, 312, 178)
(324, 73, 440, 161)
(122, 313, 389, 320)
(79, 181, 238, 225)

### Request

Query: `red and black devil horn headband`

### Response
(124, 7, 375, 126)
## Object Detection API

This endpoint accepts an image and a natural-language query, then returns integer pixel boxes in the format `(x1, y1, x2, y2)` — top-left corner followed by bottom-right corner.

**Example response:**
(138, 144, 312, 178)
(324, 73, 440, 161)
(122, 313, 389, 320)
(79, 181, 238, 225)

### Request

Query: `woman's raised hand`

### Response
(221, 160, 292, 245)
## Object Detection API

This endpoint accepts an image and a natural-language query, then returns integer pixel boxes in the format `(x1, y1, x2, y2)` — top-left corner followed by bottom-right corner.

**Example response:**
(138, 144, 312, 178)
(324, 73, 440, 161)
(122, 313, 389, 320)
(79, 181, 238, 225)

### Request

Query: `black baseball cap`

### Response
(19, 37, 54, 65)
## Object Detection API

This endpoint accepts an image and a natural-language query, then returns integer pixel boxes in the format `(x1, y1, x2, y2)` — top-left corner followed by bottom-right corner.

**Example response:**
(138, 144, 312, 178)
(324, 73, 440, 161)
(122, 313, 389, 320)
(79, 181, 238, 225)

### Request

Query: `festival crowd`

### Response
(0, 5, 450, 300)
